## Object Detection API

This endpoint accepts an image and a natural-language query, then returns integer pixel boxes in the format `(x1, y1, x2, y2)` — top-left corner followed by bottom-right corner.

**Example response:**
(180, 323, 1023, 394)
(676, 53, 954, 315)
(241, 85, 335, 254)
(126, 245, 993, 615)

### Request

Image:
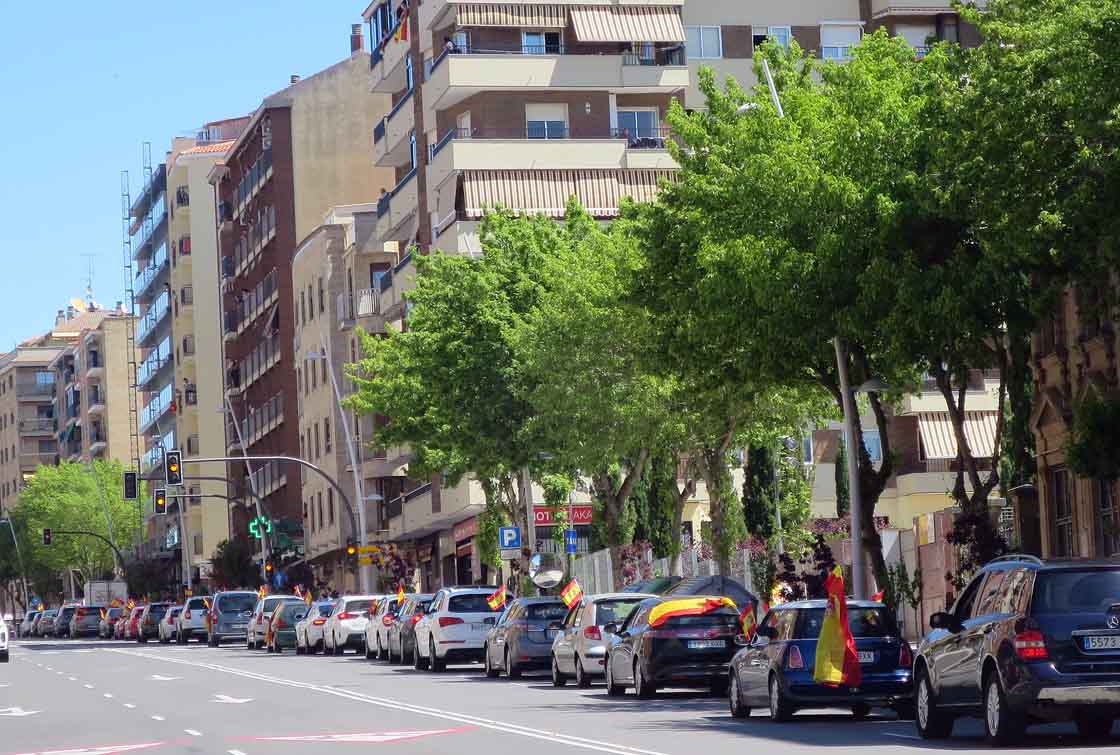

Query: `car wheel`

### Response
(768, 674, 794, 722)
(274, 640, 282, 655)
(505, 648, 521, 679)
(430, 639, 446, 672)
(551, 656, 567, 687)
(575, 657, 591, 689)
(851, 702, 872, 720)
(605, 656, 625, 697)
(365, 639, 375, 660)
(1075, 713, 1114, 740)
(729, 670, 750, 719)
(0, 651, 8, 663)
(176, 631, 185, 645)
(413, 640, 429, 670)
(484, 645, 499, 678)
(634, 660, 655, 699)
(983, 671, 1024, 746)
(296, 643, 305, 655)
(915, 668, 953, 740)
(208, 634, 219, 648)
(376, 636, 385, 661)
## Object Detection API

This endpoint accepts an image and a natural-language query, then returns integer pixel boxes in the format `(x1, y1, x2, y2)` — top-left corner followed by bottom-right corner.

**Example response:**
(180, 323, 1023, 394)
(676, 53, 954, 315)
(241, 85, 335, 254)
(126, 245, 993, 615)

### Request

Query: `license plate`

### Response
(858, 651, 876, 664)
(231, 624, 246, 630)
(687, 639, 725, 650)
(471, 623, 487, 632)
(1084, 635, 1120, 650)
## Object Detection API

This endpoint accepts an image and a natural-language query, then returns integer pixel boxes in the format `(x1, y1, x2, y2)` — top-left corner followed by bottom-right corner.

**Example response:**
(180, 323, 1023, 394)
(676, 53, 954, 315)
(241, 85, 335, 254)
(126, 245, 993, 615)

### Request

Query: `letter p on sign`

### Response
(499, 527, 521, 549)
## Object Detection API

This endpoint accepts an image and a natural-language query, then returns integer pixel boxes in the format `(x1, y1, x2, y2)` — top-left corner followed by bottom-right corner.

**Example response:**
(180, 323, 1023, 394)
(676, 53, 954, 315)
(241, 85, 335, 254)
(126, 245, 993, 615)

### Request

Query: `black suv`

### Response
(915, 555, 1120, 745)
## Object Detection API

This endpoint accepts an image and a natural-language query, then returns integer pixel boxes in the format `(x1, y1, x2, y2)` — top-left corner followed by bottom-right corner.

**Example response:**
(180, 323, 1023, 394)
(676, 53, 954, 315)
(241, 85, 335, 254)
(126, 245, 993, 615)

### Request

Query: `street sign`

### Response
(533, 505, 593, 526)
(358, 545, 381, 554)
(498, 527, 521, 549)
(565, 529, 578, 554)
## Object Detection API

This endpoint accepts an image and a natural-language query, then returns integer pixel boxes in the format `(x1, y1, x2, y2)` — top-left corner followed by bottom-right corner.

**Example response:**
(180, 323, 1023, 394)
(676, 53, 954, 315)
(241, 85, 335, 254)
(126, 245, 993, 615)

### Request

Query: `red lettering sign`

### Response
(533, 505, 593, 526)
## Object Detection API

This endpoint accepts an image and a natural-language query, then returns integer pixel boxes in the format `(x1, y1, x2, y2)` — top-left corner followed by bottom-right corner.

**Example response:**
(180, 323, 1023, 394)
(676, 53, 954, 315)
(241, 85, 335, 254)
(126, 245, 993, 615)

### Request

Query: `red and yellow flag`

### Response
(739, 600, 758, 641)
(397, 584, 406, 605)
(871, 589, 885, 603)
(393, 11, 409, 42)
(258, 585, 267, 600)
(560, 579, 583, 608)
(813, 567, 862, 688)
(649, 596, 736, 628)
(126, 598, 135, 611)
(486, 584, 508, 610)
(99, 608, 107, 622)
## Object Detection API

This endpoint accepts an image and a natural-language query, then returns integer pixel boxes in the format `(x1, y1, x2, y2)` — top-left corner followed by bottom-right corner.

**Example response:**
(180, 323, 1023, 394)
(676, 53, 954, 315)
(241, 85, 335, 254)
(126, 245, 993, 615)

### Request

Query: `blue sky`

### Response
(0, 1, 365, 349)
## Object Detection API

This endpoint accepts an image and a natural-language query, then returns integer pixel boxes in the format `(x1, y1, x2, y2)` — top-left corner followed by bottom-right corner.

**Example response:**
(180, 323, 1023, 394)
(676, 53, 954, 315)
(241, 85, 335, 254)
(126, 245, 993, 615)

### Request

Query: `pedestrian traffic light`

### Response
(155, 488, 167, 514)
(42, 528, 52, 546)
(123, 471, 138, 501)
(165, 450, 183, 486)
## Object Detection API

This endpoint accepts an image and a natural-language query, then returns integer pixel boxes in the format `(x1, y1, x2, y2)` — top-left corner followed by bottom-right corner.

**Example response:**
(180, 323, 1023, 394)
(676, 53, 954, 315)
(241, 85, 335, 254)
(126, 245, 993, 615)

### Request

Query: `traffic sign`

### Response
(565, 529, 578, 554)
(498, 527, 521, 549)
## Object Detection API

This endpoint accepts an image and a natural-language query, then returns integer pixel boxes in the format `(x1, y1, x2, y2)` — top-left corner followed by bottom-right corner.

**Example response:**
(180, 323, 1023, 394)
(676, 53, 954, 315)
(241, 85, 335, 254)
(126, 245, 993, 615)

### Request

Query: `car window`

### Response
(563, 603, 580, 628)
(975, 568, 1008, 617)
(527, 603, 567, 621)
(995, 568, 1032, 615)
(263, 597, 292, 613)
(799, 607, 896, 638)
(415, 600, 432, 615)
(594, 599, 643, 627)
(217, 594, 256, 613)
(448, 593, 501, 613)
(188, 598, 208, 610)
(621, 604, 649, 632)
(345, 600, 373, 613)
(1033, 569, 1120, 613)
(281, 604, 307, 620)
(953, 573, 986, 621)
(664, 608, 740, 630)
(148, 605, 168, 618)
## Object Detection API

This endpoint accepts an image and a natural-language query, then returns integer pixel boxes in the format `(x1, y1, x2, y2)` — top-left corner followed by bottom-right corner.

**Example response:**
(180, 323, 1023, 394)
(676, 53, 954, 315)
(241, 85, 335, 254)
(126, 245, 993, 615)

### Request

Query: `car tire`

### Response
(768, 674, 794, 722)
(430, 639, 446, 673)
(274, 640, 282, 655)
(505, 648, 521, 679)
(551, 656, 567, 687)
(365, 640, 376, 660)
(0, 651, 8, 663)
(413, 640, 429, 670)
(634, 661, 655, 699)
(605, 656, 625, 697)
(1075, 713, 1114, 740)
(729, 670, 750, 719)
(983, 672, 1024, 746)
(915, 668, 954, 740)
(851, 703, 872, 720)
(710, 676, 729, 697)
(208, 635, 219, 648)
(484, 645, 499, 678)
(376, 636, 385, 661)
(296, 643, 305, 656)
(575, 657, 591, 689)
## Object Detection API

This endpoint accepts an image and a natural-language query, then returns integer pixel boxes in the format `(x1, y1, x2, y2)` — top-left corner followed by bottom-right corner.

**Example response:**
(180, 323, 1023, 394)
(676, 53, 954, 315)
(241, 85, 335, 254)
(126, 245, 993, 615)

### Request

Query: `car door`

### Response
(612, 605, 646, 684)
(739, 609, 780, 705)
(493, 603, 518, 669)
(948, 568, 1009, 706)
(417, 591, 442, 654)
(554, 601, 581, 673)
(932, 572, 988, 706)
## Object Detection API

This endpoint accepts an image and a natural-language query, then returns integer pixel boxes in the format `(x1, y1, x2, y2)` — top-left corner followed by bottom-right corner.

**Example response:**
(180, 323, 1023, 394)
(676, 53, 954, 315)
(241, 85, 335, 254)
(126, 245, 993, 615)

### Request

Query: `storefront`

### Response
(452, 516, 480, 585)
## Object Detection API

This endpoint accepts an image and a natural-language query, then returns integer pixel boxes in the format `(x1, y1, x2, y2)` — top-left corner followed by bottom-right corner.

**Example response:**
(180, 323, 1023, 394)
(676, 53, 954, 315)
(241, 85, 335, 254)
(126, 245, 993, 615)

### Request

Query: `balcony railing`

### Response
(19, 418, 56, 433)
(135, 242, 169, 298)
(137, 294, 171, 344)
(376, 193, 391, 217)
(430, 126, 675, 155)
(355, 288, 379, 317)
(373, 119, 387, 144)
(138, 340, 173, 387)
(16, 382, 55, 398)
(428, 43, 685, 78)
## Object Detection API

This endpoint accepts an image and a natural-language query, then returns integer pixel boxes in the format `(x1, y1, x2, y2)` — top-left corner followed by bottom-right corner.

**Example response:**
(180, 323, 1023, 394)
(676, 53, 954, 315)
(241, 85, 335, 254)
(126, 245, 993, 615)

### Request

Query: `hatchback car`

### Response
(70, 605, 104, 639)
(206, 591, 257, 647)
(267, 602, 308, 654)
(249, 595, 305, 650)
(414, 587, 503, 670)
(366, 596, 403, 660)
(175, 596, 210, 643)
(36, 609, 58, 637)
(916, 555, 1120, 745)
(324, 595, 381, 655)
(99, 608, 122, 639)
(484, 598, 568, 678)
(551, 592, 656, 687)
(54, 605, 78, 638)
(295, 601, 335, 654)
(137, 603, 171, 643)
(157, 606, 182, 643)
(124, 606, 145, 640)
(605, 596, 743, 698)
(20, 611, 40, 639)
(729, 599, 913, 721)
(387, 594, 433, 664)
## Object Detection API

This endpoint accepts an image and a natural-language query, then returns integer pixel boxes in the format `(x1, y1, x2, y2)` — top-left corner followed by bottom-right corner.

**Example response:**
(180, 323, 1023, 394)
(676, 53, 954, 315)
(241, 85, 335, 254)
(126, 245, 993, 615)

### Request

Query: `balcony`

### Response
(140, 385, 174, 434)
(376, 169, 418, 240)
(423, 48, 688, 122)
(19, 418, 56, 435)
(132, 195, 168, 261)
(137, 293, 171, 346)
(870, 0, 986, 18)
(16, 382, 56, 401)
(369, 27, 411, 94)
(85, 350, 104, 381)
(20, 451, 58, 469)
(372, 89, 415, 167)
(234, 148, 273, 221)
(89, 428, 107, 456)
(138, 342, 173, 389)
(87, 386, 106, 416)
(135, 242, 170, 300)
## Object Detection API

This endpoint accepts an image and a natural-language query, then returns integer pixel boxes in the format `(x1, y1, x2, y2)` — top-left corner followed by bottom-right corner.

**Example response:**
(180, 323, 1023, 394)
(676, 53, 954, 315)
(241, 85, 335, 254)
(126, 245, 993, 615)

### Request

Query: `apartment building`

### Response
(211, 27, 391, 560)
(861, 0, 985, 52)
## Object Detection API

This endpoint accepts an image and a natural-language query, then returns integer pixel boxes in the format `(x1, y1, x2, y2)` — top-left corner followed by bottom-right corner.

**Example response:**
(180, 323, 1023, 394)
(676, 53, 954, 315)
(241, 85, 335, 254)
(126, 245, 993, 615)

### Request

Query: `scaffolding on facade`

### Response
(120, 169, 141, 541)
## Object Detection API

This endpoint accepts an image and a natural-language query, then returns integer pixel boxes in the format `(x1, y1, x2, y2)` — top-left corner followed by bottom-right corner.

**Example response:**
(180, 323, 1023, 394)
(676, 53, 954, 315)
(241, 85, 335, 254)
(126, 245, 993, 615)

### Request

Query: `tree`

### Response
(743, 446, 775, 540)
(209, 539, 258, 589)
(835, 441, 850, 518)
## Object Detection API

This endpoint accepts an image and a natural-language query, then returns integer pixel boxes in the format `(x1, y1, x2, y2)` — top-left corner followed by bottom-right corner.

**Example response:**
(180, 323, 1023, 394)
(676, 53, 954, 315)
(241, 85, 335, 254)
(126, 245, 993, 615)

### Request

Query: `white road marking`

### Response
(150, 716, 165, 722)
(103, 693, 113, 699)
(107, 649, 669, 755)
(123, 703, 136, 709)
(68, 677, 77, 681)
(12, 744, 165, 755)
(212, 694, 253, 704)
(0, 706, 40, 717)
(148, 674, 179, 681)
(227, 750, 248, 755)
(84, 684, 95, 689)
(883, 733, 922, 741)
(184, 729, 202, 737)
(254, 730, 463, 744)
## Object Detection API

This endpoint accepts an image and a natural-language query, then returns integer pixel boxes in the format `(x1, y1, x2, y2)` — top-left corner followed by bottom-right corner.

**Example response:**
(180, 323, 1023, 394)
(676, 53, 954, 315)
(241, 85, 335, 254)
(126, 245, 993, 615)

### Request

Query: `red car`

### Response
(124, 607, 145, 640)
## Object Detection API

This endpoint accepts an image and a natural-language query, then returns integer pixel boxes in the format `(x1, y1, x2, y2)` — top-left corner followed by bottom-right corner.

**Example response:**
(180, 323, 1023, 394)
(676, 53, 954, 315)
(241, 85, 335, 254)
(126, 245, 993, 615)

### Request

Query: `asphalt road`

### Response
(0, 639, 1107, 755)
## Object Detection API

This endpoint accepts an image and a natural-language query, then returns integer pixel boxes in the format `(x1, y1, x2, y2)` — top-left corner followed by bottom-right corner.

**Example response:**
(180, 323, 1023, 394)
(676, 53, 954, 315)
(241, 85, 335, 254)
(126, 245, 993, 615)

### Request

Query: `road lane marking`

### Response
(184, 730, 202, 737)
(84, 684, 95, 689)
(103, 693, 113, 699)
(5, 743, 166, 754)
(107, 649, 669, 755)
(123, 704, 136, 709)
(150, 716, 165, 722)
(148, 675, 179, 681)
(250, 729, 466, 744)
(883, 733, 921, 741)
(227, 750, 248, 755)
(68, 677, 77, 681)
(212, 694, 253, 704)
(0, 706, 40, 717)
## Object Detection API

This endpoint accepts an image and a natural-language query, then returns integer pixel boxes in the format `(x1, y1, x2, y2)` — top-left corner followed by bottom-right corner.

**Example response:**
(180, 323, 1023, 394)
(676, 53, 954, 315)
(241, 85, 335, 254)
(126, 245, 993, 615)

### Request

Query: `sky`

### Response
(0, 1, 366, 349)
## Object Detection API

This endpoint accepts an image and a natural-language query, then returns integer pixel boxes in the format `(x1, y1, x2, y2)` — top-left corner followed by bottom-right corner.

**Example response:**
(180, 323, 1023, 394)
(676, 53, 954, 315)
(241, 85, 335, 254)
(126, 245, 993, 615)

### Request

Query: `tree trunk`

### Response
(592, 450, 652, 590)
(668, 477, 695, 576)
(698, 446, 741, 576)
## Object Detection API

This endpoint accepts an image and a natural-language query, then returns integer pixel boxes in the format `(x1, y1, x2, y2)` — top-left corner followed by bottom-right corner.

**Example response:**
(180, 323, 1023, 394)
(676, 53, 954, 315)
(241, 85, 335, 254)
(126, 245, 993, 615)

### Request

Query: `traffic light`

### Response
(346, 539, 357, 558)
(265, 561, 274, 574)
(123, 471, 138, 501)
(42, 528, 52, 546)
(154, 488, 167, 515)
(165, 450, 183, 486)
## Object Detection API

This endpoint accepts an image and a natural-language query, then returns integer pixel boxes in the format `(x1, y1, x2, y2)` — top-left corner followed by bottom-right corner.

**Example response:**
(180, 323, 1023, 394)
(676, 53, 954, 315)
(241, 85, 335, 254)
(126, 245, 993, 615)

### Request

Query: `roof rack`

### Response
(989, 554, 1044, 566)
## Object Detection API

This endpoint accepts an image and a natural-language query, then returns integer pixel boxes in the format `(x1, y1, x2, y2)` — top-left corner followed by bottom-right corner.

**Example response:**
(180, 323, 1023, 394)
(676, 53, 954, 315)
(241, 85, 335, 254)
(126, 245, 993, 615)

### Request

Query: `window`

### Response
(405, 53, 414, 90)
(1099, 480, 1119, 557)
(525, 103, 567, 139)
(522, 30, 562, 55)
(409, 130, 417, 170)
(181, 285, 194, 305)
(1049, 467, 1075, 557)
(974, 569, 1006, 617)
(896, 24, 936, 55)
(686, 25, 722, 59)
(317, 493, 323, 531)
(314, 423, 321, 459)
(300, 432, 306, 460)
(952, 573, 985, 621)
(802, 434, 814, 464)
(328, 489, 335, 525)
(996, 568, 1032, 615)
(767, 26, 791, 49)
(617, 108, 658, 140)
(300, 291, 306, 325)
(821, 24, 861, 60)
(941, 19, 959, 43)
(451, 29, 469, 51)
(320, 357, 327, 385)
(311, 359, 317, 390)
(307, 285, 314, 320)
(317, 277, 325, 314)
(324, 417, 332, 453)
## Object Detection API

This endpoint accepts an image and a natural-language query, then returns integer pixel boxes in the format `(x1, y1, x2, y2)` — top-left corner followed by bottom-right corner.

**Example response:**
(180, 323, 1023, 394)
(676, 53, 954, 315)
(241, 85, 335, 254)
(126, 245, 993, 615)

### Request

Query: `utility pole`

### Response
(224, 396, 270, 581)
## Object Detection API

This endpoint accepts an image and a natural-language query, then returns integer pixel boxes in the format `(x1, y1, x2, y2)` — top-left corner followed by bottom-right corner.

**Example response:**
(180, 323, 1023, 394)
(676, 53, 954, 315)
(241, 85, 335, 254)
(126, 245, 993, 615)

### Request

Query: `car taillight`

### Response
(786, 645, 805, 669)
(312, 618, 326, 626)
(276, 619, 286, 629)
(1014, 629, 1048, 660)
(183, 609, 191, 619)
(338, 612, 359, 620)
(584, 626, 602, 641)
(410, 614, 422, 626)
(899, 642, 913, 668)
(382, 615, 395, 627)
(438, 616, 464, 628)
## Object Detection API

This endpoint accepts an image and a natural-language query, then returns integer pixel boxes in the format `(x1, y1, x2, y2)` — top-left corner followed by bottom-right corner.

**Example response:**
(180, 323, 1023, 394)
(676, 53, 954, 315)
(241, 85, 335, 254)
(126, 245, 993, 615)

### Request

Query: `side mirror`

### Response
(930, 612, 962, 633)
(603, 622, 619, 636)
(548, 621, 564, 632)
(734, 634, 750, 647)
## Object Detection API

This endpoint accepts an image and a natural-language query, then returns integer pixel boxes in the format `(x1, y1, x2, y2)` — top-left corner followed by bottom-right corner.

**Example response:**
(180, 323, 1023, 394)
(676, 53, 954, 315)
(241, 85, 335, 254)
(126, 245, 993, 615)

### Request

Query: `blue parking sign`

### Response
(499, 527, 521, 550)
(565, 529, 578, 554)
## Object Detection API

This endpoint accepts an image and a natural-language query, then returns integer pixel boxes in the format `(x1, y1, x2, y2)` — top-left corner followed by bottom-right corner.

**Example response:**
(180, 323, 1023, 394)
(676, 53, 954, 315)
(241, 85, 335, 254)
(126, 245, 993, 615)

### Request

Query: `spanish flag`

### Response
(871, 589, 885, 603)
(486, 584, 508, 610)
(99, 608, 107, 622)
(649, 596, 736, 628)
(813, 567, 862, 688)
(397, 584, 406, 605)
(560, 579, 583, 608)
(258, 585, 267, 600)
(740, 600, 758, 641)
(126, 598, 135, 611)
(394, 10, 409, 42)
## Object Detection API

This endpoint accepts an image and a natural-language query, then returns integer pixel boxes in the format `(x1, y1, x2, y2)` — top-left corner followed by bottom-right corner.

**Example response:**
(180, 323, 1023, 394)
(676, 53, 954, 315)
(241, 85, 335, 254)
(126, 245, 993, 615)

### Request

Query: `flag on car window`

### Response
(258, 585, 267, 600)
(560, 579, 583, 608)
(739, 600, 757, 641)
(813, 567, 862, 688)
(486, 584, 508, 610)
(126, 598, 135, 611)
(871, 589, 885, 602)
(397, 584, 406, 604)
(99, 608, 107, 622)
(648, 596, 736, 628)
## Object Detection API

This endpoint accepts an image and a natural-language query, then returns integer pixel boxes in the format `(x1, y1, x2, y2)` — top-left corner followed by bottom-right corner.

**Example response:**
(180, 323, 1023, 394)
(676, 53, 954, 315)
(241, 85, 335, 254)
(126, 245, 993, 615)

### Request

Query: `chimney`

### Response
(350, 23, 364, 53)
(116, 300, 125, 314)
(289, 74, 301, 85)
(55, 309, 65, 327)
(66, 305, 76, 321)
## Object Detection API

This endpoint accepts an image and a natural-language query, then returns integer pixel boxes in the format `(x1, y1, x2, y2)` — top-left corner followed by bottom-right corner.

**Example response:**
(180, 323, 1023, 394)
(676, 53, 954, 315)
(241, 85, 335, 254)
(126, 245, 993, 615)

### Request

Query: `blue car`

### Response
(728, 599, 913, 721)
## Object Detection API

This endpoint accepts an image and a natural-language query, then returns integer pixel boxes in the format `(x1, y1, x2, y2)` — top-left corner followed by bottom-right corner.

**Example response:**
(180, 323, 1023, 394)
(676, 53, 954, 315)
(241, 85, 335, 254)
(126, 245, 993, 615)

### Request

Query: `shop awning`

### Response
(462, 168, 675, 219)
(454, 3, 567, 28)
(917, 411, 998, 460)
(570, 5, 685, 44)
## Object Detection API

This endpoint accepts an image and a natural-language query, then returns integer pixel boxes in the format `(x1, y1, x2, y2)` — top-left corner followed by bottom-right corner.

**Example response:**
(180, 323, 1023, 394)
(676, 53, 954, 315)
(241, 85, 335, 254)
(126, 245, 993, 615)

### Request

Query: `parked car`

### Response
(366, 595, 403, 660)
(175, 596, 210, 643)
(99, 608, 123, 639)
(0, 613, 9, 661)
(249, 595, 305, 650)
(267, 602, 308, 654)
(36, 609, 58, 637)
(124, 606, 145, 640)
(295, 601, 336, 655)
(114, 612, 129, 639)
(53, 605, 78, 638)
(484, 597, 568, 678)
(206, 591, 257, 647)
(551, 592, 656, 687)
(387, 594, 433, 664)
(137, 603, 171, 643)
(323, 595, 381, 655)
(414, 587, 503, 671)
(157, 606, 182, 643)
(916, 555, 1120, 745)
(604, 596, 742, 698)
(69, 605, 104, 639)
(729, 599, 913, 722)
(20, 611, 40, 639)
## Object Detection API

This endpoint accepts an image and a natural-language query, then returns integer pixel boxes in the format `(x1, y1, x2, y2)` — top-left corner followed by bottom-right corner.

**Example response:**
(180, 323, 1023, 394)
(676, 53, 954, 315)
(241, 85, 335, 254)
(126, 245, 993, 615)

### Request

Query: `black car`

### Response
(604, 596, 744, 698)
(388, 594, 433, 664)
(916, 555, 1120, 745)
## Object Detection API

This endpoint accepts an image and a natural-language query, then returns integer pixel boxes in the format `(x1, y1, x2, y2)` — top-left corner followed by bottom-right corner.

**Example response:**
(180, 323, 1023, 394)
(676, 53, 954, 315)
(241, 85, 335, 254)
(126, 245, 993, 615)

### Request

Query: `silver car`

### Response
(175, 596, 210, 643)
(483, 598, 568, 679)
(550, 592, 655, 687)
(206, 591, 258, 646)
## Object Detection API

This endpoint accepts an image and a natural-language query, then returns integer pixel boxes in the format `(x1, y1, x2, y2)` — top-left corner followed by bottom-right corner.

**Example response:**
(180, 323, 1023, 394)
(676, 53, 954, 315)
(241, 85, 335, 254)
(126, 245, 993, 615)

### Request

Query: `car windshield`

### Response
(345, 600, 373, 613)
(448, 594, 501, 613)
(526, 603, 568, 621)
(800, 607, 896, 638)
(595, 599, 643, 625)
(1033, 570, 1120, 613)
(317, 603, 334, 617)
(281, 604, 307, 620)
(383, 599, 400, 614)
(218, 594, 256, 613)
(148, 605, 169, 617)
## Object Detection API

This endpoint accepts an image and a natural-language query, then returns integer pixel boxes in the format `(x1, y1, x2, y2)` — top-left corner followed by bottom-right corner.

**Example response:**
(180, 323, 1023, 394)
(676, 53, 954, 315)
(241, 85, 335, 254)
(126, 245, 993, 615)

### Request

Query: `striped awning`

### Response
(917, 411, 998, 460)
(454, 3, 567, 28)
(462, 169, 675, 219)
(570, 5, 686, 43)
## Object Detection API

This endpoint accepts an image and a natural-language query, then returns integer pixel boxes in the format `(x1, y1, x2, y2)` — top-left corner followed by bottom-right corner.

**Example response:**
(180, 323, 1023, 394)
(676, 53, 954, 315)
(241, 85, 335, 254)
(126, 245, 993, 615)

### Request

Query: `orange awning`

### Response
(570, 5, 686, 44)
(454, 3, 567, 28)
(917, 411, 997, 460)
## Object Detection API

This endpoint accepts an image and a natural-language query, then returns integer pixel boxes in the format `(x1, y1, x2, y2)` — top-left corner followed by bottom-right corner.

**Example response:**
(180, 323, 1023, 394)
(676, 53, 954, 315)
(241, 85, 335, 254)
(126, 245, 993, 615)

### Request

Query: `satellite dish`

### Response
(528, 553, 564, 589)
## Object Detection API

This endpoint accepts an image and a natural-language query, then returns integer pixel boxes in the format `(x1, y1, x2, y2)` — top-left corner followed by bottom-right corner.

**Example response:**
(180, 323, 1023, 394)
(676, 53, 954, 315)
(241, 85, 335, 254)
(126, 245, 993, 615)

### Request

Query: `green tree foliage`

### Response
(209, 539, 259, 589)
(1067, 396, 1120, 481)
(743, 446, 775, 540)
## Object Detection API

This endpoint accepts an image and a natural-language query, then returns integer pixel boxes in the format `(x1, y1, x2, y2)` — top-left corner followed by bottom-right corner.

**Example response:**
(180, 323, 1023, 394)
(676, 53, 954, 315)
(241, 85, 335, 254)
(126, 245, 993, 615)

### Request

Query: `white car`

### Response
(248, 596, 304, 650)
(1, 613, 11, 661)
(413, 587, 502, 671)
(157, 606, 182, 643)
(323, 595, 380, 655)
(175, 596, 210, 643)
(295, 601, 336, 654)
(365, 594, 405, 660)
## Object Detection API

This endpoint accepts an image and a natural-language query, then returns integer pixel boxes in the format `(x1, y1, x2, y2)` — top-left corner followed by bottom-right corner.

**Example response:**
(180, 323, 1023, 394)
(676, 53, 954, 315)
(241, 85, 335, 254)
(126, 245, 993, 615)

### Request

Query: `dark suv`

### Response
(915, 555, 1120, 745)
